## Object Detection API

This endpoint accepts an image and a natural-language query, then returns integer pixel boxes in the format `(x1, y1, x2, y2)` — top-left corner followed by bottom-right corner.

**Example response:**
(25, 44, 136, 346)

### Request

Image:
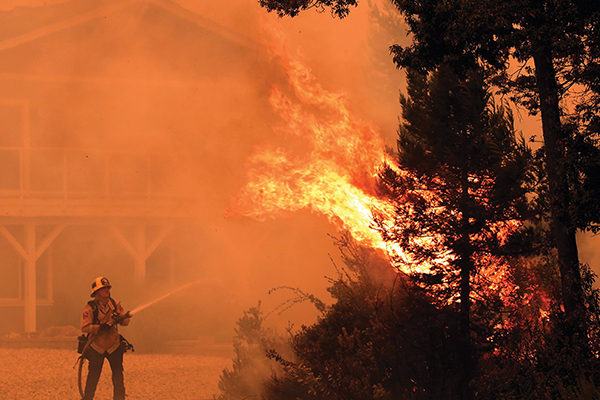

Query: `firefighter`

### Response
(80, 276, 132, 400)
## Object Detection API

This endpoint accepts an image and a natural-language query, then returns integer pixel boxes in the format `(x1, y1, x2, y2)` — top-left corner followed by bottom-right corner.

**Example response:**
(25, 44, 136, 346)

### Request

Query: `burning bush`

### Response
(262, 241, 466, 399)
(217, 240, 468, 399)
(217, 237, 600, 400)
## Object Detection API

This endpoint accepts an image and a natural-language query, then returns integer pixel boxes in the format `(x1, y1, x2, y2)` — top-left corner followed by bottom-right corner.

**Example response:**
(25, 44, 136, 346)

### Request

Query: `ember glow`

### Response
(229, 43, 433, 273)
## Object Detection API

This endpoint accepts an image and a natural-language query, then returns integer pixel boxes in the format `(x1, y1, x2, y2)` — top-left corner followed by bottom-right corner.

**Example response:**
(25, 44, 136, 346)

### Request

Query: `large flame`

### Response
(228, 42, 427, 271)
(228, 38, 524, 299)
(228, 36, 548, 328)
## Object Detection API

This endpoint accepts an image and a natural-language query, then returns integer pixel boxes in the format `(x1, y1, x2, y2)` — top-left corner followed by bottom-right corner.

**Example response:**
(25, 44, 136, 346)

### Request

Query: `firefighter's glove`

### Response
(98, 323, 111, 332)
(117, 311, 132, 324)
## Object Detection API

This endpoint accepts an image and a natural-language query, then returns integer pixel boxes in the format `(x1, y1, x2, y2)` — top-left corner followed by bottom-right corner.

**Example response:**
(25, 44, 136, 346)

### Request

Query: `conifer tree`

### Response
(377, 65, 530, 399)
(259, 0, 600, 352)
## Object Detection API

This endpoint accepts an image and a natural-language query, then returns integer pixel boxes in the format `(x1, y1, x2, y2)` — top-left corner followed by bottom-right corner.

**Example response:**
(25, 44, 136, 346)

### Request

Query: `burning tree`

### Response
(259, 0, 600, 370)
(376, 65, 531, 399)
(225, 11, 599, 397)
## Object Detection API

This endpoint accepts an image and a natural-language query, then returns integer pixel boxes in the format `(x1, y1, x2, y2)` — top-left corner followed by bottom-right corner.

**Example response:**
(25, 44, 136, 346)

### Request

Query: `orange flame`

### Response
(229, 38, 522, 301)
(228, 42, 429, 271)
(227, 36, 549, 326)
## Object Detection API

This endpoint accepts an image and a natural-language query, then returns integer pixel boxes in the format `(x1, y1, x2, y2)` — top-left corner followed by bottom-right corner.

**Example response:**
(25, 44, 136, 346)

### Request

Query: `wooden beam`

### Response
(109, 225, 139, 258)
(145, 224, 173, 259)
(0, 72, 214, 89)
(0, 225, 28, 260)
(35, 224, 65, 260)
(150, 0, 259, 51)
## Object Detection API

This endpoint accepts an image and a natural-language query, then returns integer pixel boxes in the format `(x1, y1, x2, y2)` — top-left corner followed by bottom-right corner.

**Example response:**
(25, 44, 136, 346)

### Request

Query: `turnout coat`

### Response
(81, 298, 130, 354)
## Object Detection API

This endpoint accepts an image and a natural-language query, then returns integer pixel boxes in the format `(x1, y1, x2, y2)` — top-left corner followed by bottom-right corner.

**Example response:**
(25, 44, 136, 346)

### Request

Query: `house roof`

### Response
(0, 0, 259, 53)
(0, 0, 265, 80)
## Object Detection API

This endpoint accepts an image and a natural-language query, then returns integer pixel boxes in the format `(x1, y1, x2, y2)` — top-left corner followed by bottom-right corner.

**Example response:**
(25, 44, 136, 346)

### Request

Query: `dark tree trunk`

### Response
(457, 177, 475, 400)
(532, 44, 587, 337)
(458, 245, 475, 400)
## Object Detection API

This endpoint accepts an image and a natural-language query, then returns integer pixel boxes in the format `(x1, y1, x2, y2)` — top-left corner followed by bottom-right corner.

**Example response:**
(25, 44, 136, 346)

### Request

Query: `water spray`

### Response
(128, 280, 203, 316)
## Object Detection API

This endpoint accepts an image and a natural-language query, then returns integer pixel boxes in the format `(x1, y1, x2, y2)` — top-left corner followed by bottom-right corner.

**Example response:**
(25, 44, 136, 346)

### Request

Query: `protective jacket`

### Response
(81, 298, 130, 354)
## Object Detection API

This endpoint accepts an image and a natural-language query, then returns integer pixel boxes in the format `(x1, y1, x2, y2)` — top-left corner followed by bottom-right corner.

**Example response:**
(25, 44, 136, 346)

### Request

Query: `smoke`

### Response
(578, 233, 600, 275)
(0, 0, 411, 346)
(0, 0, 70, 11)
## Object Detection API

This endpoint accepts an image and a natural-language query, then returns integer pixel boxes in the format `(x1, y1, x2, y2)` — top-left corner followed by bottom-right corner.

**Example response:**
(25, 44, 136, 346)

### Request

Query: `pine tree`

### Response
(377, 65, 530, 399)
(259, 0, 600, 354)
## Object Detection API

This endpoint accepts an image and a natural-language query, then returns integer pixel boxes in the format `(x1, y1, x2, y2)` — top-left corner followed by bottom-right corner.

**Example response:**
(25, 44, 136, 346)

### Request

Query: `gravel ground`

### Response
(0, 348, 231, 400)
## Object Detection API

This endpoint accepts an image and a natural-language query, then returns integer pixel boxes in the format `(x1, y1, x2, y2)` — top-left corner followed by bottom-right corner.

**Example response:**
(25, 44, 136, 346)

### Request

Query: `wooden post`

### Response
(23, 224, 36, 333)
(110, 224, 173, 285)
(47, 245, 54, 302)
(0, 223, 64, 332)
(134, 225, 146, 282)
(22, 102, 30, 195)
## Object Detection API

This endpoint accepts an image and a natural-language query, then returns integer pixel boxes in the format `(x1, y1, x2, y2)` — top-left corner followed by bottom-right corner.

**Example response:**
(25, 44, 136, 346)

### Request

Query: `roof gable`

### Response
(0, 0, 262, 79)
(0, 0, 258, 53)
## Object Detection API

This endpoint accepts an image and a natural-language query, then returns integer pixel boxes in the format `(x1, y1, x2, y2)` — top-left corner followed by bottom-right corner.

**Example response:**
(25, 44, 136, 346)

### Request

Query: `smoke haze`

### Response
(0, 0, 408, 349)
(0, 0, 597, 354)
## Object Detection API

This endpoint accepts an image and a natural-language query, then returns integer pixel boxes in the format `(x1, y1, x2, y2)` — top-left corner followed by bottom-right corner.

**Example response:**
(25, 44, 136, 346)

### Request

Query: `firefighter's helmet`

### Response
(90, 276, 111, 297)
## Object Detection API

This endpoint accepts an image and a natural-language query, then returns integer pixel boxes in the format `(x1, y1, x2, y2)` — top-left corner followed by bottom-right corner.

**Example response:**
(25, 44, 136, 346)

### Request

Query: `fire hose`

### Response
(74, 281, 201, 397)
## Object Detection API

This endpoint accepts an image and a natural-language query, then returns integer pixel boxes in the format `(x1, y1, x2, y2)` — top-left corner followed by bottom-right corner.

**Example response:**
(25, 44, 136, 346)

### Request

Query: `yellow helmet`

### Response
(90, 276, 111, 297)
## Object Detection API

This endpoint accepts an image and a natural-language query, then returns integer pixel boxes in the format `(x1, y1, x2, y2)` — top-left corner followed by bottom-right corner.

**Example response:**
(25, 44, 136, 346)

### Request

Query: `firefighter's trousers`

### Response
(82, 347, 125, 400)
